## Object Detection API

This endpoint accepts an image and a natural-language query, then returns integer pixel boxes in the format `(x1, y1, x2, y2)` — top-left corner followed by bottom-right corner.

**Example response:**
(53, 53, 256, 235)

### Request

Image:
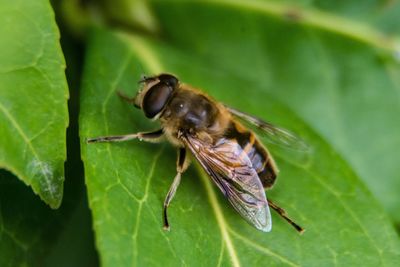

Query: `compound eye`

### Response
(142, 83, 173, 118)
(158, 74, 178, 88)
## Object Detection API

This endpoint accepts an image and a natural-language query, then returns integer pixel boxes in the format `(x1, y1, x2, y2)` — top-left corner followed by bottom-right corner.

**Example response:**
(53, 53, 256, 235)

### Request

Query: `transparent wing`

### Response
(226, 106, 310, 152)
(182, 134, 272, 232)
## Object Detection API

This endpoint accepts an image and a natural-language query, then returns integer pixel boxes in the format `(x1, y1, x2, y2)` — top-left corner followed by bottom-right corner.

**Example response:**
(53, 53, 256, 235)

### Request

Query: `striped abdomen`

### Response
(225, 121, 278, 188)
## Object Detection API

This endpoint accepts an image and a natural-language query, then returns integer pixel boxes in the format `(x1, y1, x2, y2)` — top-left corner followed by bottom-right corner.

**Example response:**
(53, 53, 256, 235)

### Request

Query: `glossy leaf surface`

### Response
(0, 0, 69, 208)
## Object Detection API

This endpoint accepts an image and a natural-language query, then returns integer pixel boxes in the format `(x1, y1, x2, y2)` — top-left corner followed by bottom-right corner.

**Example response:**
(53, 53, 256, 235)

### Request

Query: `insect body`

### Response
(88, 74, 304, 233)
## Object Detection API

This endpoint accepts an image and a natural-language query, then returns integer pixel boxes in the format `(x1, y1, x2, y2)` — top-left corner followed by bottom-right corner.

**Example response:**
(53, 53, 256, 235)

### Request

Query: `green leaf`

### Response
(0, 0, 69, 208)
(147, 0, 400, 223)
(80, 28, 400, 266)
(0, 170, 97, 267)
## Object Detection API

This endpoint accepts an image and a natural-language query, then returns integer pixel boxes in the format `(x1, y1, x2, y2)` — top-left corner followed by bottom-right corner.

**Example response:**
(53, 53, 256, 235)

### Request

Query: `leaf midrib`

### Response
(197, 165, 241, 267)
(197, 164, 303, 267)
(151, 0, 400, 54)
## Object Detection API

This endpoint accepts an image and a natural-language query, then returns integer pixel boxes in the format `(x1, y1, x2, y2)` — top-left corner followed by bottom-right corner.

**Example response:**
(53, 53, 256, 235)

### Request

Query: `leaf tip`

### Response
(28, 159, 64, 209)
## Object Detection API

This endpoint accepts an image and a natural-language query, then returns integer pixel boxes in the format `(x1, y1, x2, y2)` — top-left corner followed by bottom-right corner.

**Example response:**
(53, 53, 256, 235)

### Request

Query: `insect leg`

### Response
(87, 129, 163, 143)
(163, 148, 189, 231)
(268, 200, 305, 234)
(116, 90, 136, 104)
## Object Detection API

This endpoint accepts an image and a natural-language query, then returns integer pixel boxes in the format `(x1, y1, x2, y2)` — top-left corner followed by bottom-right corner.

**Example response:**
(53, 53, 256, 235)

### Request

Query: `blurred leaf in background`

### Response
(0, 169, 97, 267)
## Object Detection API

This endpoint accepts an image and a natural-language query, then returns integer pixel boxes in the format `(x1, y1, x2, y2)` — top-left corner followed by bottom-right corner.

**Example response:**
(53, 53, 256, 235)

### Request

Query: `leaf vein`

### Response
(131, 147, 164, 266)
(282, 159, 385, 265)
(228, 228, 300, 267)
(0, 101, 55, 201)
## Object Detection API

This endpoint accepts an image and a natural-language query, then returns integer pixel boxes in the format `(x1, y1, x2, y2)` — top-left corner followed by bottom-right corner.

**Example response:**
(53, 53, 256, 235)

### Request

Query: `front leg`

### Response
(117, 90, 136, 105)
(86, 129, 164, 143)
(163, 147, 189, 231)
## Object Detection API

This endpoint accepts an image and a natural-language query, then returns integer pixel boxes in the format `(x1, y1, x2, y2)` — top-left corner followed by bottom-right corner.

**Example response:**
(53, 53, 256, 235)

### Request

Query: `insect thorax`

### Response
(160, 87, 229, 143)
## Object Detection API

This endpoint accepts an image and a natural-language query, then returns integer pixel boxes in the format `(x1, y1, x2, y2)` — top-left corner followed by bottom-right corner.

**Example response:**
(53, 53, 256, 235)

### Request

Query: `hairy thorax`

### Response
(160, 86, 230, 146)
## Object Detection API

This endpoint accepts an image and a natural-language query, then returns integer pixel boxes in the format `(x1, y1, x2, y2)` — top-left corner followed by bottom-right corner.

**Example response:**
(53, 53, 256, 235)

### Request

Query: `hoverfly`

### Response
(88, 74, 305, 233)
